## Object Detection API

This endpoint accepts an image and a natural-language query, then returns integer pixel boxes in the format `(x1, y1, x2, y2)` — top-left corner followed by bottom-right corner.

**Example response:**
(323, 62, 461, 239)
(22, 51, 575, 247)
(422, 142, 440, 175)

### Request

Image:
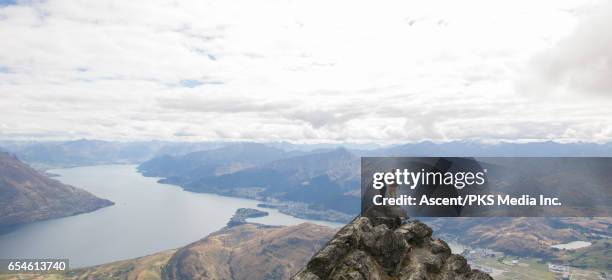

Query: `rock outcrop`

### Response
(292, 209, 492, 280)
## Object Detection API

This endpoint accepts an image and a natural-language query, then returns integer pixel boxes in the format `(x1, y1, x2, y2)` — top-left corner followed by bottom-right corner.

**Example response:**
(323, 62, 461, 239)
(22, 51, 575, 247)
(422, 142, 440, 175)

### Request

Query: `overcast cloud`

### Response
(0, 0, 611, 143)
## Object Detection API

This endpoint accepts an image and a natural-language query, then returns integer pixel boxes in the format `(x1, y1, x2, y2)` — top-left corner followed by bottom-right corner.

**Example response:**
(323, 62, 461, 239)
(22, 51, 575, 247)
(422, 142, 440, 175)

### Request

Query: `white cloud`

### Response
(518, 0, 612, 97)
(0, 0, 611, 143)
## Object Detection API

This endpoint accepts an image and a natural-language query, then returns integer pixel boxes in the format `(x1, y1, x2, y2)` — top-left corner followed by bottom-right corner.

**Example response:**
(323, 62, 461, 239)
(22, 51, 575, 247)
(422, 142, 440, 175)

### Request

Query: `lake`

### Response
(0, 165, 341, 268)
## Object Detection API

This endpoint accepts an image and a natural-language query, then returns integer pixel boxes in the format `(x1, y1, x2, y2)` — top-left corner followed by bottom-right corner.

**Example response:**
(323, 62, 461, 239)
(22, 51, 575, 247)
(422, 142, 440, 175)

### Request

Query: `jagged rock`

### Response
(293, 271, 322, 280)
(397, 220, 433, 244)
(329, 250, 385, 280)
(292, 212, 492, 280)
(362, 205, 406, 229)
(445, 255, 470, 274)
(399, 264, 427, 280)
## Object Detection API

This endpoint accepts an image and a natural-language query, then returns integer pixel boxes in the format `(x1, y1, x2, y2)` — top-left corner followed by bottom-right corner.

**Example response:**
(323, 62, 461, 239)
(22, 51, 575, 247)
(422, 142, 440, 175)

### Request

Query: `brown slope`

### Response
(428, 217, 612, 258)
(162, 223, 335, 280)
(0, 249, 176, 280)
(0, 152, 113, 228)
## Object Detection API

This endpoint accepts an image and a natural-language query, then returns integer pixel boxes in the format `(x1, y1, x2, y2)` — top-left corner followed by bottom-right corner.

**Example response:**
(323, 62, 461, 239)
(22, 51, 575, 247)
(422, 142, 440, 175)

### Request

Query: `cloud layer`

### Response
(0, 0, 611, 143)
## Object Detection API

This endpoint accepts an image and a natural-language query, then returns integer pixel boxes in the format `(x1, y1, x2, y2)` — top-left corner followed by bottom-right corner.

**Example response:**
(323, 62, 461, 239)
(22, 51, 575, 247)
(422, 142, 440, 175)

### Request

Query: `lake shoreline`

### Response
(0, 164, 341, 268)
(142, 169, 354, 224)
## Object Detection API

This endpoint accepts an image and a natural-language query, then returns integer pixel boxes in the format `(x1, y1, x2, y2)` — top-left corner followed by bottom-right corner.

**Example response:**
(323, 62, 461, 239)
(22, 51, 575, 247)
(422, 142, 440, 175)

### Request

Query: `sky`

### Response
(0, 0, 611, 144)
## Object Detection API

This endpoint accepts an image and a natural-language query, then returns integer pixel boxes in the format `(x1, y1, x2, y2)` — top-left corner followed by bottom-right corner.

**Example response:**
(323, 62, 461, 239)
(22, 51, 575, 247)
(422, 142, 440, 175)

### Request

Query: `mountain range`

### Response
(0, 139, 225, 168)
(135, 141, 611, 269)
(5, 139, 612, 169)
(138, 144, 361, 219)
(1, 139, 610, 268)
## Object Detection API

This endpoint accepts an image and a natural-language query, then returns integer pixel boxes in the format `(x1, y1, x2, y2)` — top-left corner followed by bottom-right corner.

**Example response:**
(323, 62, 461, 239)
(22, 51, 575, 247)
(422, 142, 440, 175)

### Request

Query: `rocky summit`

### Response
(292, 208, 492, 280)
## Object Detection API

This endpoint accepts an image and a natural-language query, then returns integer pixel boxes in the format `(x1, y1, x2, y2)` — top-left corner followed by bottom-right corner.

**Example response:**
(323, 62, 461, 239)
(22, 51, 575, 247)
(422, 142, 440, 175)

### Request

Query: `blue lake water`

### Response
(0, 164, 341, 268)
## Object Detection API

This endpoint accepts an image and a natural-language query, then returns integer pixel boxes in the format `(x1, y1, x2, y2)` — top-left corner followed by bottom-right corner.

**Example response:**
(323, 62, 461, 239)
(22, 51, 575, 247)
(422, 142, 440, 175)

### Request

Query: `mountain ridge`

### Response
(0, 152, 114, 228)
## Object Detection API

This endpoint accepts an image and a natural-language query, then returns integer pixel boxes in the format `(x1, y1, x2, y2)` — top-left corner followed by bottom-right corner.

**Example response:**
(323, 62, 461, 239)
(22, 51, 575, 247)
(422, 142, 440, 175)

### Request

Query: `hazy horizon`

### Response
(2, 138, 612, 146)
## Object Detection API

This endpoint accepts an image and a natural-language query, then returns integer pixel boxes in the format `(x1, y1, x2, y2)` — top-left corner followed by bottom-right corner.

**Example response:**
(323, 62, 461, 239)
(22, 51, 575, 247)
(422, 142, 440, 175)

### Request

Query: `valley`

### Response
(0, 164, 340, 268)
(0, 140, 610, 279)
(136, 142, 611, 271)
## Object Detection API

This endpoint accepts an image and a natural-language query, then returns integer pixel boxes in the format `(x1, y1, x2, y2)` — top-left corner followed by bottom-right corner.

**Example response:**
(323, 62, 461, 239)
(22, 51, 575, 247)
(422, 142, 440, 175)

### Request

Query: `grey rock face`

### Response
(292, 214, 492, 280)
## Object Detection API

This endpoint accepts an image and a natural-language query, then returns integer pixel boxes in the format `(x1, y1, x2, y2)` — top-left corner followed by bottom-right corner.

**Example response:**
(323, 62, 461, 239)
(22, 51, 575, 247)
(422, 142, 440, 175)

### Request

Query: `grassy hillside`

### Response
(0, 249, 174, 280)
(0, 222, 334, 280)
